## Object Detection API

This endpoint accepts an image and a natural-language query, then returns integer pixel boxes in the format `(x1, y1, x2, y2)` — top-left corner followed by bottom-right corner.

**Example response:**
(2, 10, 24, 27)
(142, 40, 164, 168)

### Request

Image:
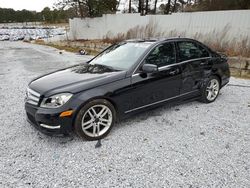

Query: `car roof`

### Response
(125, 37, 198, 43)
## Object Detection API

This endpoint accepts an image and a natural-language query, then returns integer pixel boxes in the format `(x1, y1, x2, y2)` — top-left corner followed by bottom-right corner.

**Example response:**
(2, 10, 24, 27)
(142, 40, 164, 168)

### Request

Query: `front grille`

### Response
(26, 88, 41, 106)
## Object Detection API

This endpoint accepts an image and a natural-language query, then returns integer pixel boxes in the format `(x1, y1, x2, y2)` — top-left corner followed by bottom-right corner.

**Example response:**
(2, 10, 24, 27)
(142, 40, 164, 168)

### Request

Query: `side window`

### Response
(177, 41, 209, 62)
(145, 42, 176, 67)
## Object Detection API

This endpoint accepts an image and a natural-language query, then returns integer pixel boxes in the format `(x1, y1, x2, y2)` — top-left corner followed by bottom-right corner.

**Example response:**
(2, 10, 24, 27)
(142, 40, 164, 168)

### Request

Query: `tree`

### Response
(172, 0, 178, 12)
(54, 0, 118, 18)
(165, 0, 171, 14)
(145, 0, 149, 14)
(153, 0, 158, 14)
(187, 0, 250, 11)
(129, 0, 132, 13)
(41, 7, 53, 22)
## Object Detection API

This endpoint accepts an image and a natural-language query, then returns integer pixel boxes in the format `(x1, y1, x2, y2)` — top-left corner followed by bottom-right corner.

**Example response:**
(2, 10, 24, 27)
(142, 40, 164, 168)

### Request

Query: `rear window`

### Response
(177, 41, 209, 62)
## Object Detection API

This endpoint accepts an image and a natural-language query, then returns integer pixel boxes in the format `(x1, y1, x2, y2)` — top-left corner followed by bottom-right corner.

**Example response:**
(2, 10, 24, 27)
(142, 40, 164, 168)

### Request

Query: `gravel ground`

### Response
(0, 41, 250, 188)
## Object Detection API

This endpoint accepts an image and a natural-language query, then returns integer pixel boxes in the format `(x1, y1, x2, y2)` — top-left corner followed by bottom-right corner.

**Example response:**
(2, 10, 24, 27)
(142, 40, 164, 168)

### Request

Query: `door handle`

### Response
(200, 61, 208, 66)
(169, 69, 179, 75)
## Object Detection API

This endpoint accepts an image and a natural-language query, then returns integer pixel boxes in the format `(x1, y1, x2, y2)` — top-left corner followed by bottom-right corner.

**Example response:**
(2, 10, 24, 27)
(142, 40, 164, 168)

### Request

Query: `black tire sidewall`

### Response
(74, 99, 116, 141)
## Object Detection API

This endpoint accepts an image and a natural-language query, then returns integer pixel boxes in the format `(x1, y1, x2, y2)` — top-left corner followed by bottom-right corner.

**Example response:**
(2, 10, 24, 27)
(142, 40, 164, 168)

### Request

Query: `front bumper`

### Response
(25, 103, 74, 135)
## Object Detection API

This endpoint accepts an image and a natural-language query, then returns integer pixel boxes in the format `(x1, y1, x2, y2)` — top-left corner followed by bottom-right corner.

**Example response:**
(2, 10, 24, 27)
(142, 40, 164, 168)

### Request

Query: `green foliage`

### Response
(0, 8, 42, 23)
(0, 7, 72, 23)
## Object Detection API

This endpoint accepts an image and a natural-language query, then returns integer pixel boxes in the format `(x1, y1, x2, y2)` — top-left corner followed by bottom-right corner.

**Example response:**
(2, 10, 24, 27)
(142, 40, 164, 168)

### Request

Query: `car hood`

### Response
(29, 63, 127, 96)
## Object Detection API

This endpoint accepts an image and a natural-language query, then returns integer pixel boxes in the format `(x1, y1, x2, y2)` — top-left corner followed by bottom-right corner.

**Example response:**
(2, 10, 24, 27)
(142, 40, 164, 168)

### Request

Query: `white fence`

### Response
(69, 10, 250, 43)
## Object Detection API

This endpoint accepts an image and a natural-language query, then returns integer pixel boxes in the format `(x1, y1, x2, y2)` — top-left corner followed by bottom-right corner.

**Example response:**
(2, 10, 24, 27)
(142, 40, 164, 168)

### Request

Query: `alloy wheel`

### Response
(206, 79, 220, 101)
(81, 104, 113, 138)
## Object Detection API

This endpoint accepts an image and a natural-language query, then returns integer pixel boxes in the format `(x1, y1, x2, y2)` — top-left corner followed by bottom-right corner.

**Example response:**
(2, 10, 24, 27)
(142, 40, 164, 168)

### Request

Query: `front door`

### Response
(126, 42, 182, 113)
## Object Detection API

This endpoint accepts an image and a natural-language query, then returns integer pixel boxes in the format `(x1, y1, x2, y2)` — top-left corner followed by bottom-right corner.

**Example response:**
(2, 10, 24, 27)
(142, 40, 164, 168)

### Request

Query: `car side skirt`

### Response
(124, 90, 200, 114)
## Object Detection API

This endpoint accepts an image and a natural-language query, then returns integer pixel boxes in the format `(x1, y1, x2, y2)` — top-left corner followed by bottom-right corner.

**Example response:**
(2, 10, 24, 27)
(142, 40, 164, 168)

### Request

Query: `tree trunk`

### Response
(145, 0, 149, 14)
(77, 0, 84, 18)
(129, 0, 132, 13)
(165, 0, 171, 14)
(172, 0, 177, 12)
(140, 0, 144, 15)
(138, 0, 142, 13)
(153, 0, 158, 14)
(86, 1, 92, 17)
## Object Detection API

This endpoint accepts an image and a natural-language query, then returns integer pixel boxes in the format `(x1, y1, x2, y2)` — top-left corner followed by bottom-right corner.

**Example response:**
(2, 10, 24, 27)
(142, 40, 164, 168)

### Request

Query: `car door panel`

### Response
(176, 41, 213, 94)
(121, 42, 183, 113)
(180, 57, 212, 93)
(127, 64, 181, 110)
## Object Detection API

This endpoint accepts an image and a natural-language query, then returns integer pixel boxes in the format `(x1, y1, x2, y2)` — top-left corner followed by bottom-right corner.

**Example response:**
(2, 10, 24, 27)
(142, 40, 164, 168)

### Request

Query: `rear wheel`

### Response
(200, 76, 220, 103)
(74, 99, 116, 141)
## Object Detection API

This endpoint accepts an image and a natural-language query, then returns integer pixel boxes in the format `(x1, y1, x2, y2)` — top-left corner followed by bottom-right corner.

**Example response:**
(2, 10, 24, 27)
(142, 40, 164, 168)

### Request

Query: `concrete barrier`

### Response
(69, 10, 250, 42)
(228, 57, 250, 78)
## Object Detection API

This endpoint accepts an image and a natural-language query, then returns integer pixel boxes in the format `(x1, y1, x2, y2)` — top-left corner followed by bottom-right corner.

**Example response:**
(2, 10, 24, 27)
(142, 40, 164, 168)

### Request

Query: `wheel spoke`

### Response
(82, 119, 92, 127)
(209, 82, 214, 88)
(93, 124, 96, 135)
(88, 110, 94, 119)
(212, 91, 217, 96)
(96, 124, 100, 136)
(90, 107, 97, 116)
(99, 108, 108, 118)
(207, 91, 212, 100)
(99, 122, 109, 127)
(82, 123, 93, 130)
(100, 117, 110, 123)
(97, 107, 107, 117)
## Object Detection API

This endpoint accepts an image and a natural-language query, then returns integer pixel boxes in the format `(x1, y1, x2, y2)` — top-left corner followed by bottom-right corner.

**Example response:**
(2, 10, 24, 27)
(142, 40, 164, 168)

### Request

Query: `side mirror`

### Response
(141, 64, 158, 73)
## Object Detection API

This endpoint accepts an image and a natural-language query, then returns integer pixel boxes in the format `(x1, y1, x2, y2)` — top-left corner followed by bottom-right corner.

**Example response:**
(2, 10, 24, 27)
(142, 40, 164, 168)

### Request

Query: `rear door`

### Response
(176, 41, 212, 94)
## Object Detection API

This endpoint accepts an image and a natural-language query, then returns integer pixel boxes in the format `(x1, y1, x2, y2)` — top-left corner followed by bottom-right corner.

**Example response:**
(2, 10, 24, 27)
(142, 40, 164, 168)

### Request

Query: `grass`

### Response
(102, 23, 250, 58)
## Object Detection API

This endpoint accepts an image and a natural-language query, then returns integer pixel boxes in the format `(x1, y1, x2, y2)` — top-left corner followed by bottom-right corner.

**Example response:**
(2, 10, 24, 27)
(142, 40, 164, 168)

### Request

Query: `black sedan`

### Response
(25, 38, 230, 140)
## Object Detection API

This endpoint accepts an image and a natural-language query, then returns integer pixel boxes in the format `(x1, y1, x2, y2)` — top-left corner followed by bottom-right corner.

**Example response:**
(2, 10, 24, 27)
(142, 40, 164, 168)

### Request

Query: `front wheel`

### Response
(74, 99, 116, 141)
(200, 76, 220, 103)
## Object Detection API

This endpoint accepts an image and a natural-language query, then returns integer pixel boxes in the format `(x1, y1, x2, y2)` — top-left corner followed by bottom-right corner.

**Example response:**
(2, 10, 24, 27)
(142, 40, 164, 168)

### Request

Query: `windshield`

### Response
(89, 42, 153, 70)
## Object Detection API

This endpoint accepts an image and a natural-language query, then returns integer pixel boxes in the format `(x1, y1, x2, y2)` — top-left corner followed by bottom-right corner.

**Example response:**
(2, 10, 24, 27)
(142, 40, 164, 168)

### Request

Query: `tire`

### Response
(74, 99, 116, 141)
(200, 76, 221, 103)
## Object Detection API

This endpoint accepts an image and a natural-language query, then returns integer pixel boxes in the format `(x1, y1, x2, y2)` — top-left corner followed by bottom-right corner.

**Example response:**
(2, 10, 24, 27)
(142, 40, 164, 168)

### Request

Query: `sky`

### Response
(0, 0, 56, 12)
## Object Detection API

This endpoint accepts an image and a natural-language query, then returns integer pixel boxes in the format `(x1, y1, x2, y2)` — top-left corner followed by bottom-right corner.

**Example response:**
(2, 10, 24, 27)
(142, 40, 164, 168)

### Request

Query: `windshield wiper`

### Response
(94, 64, 122, 71)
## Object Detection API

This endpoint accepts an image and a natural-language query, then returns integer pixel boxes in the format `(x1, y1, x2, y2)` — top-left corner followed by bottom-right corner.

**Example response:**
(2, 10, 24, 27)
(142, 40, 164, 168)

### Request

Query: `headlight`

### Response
(40, 93, 73, 108)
